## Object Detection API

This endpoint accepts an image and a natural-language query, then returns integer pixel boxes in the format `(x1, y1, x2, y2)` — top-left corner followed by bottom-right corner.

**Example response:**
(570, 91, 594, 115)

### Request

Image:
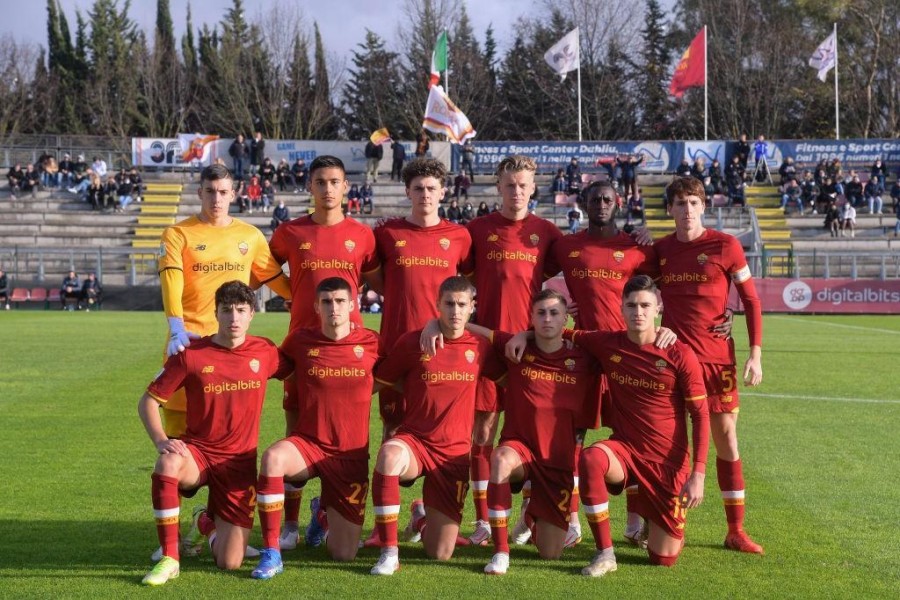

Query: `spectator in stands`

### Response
(676, 158, 692, 178)
(492, 202, 500, 212)
(276, 159, 294, 192)
(446, 199, 462, 223)
(778, 157, 798, 185)
(364, 139, 384, 183)
(247, 176, 262, 213)
(864, 178, 883, 214)
(88, 173, 104, 211)
(753, 135, 769, 182)
(617, 153, 644, 201)
(814, 167, 827, 187)
(6, 163, 24, 199)
(415, 131, 430, 158)
(0, 269, 9, 310)
(347, 183, 361, 215)
(41, 154, 59, 189)
(870, 158, 887, 193)
(800, 171, 818, 213)
(780, 179, 802, 214)
(453, 171, 471, 200)
(390, 139, 406, 181)
(461, 201, 475, 224)
(261, 178, 276, 212)
(250, 131, 265, 176)
(735, 133, 751, 171)
(725, 155, 745, 184)
(73, 154, 88, 182)
(709, 158, 723, 193)
(91, 156, 108, 179)
(259, 157, 276, 184)
(626, 191, 645, 225)
(814, 177, 838, 215)
(22, 165, 40, 197)
(844, 174, 863, 207)
(565, 157, 582, 194)
(291, 158, 307, 191)
(117, 176, 134, 213)
(476, 201, 490, 217)
(235, 178, 250, 214)
(551, 168, 567, 194)
(360, 182, 374, 214)
(61, 270, 80, 310)
(461, 140, 476, 180)
(100, 176, 116, 210)
(438, 204, 447, 219)
(890, 180, 900, 212)
(893, 196, 900, 237)
(129, 168, 143, 203)
(840, 200, 856, 237)
(58, 153, 74, 189)
(567, 202, 582, 234)
(595, 156, 616, 186)
(824, 198, 840, 237)
(80, 272, 102, 311)
(827, 157, 843, 181)
(727, 172, 746, 206)
(271, 198, 290, 233)
(228, 134, 249, 179)
(690, 157, 708, 182)
(703, 176, 716, 199)
(114, 168, 127, 185)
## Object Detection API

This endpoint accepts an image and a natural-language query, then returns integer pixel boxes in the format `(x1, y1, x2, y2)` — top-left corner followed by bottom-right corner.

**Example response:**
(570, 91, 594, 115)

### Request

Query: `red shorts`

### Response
(185, 445, 257, 529)
(599, 440, 688, 539)
(378, 388, 406, 429)
(286, 436, 369, 525)
(475, 376, 505, 413)
(576, 374, 609, 430)
(501, 440, 571, 531)
(393, 433, 469, 524)
(700, 363, 740, 414)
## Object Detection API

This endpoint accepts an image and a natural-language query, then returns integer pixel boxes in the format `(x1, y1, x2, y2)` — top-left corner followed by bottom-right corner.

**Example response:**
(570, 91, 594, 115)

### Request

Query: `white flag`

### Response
(809, 32, 836, 82)
(544, 28, 580, 81)
(422, 85, 476, 144)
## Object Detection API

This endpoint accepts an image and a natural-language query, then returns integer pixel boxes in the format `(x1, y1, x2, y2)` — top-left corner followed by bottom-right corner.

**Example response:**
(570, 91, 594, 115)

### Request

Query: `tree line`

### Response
(0, 0, 897, 144)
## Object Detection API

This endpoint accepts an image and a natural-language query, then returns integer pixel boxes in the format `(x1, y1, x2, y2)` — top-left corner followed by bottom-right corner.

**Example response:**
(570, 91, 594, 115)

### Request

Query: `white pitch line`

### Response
(744, 392, 900, 405)
(769, 315, 900, 335)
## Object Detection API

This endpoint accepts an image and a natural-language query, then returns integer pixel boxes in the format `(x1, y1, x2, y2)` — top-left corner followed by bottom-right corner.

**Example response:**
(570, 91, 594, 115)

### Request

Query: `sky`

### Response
(0, 0, 528, 68)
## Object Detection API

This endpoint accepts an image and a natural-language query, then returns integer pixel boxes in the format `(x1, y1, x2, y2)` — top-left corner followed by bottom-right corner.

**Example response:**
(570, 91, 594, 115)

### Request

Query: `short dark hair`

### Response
(200, 163, 234, 184)
(402, 158, 447, 187)
(309, 155, 345, 178)
(581, 180, 617, 203)
(316, 276, 352, 297)
(531, 288, 568, 308)
(215, 280, 257, 311)
(622, 274, 658, 299)
(665, 176, 706, 206)
(438, 275, 475, 299)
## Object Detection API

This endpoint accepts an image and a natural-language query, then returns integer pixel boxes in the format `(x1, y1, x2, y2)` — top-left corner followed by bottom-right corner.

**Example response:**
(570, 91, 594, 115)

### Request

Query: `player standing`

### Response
(251, 278, 381, 579)
(138, 281, 291, 586)
(654, 176, 764, 554)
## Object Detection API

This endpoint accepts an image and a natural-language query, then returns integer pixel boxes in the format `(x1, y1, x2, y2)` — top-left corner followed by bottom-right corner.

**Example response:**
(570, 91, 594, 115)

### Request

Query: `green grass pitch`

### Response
(0, 311, 898, 598)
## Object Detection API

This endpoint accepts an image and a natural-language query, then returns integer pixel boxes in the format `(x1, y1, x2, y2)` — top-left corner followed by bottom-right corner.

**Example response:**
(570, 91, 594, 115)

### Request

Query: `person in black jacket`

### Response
(365, 140, 384, 183)
(61, 271, 81, 310)
(616, 153, 644, 201)
(291, 158, 307, 191)
(80, 272, 102, 311)
(735, 133, 750, 171)
(229, 134, 249, 179)
(709, 159, 723, 194)
(390, 141, 406, 181)
(0, 269, 9, 310)
(250, 131, 266, 176)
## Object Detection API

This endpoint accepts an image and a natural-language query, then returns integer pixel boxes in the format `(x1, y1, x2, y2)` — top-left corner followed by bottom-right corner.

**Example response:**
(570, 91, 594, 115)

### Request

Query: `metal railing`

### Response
(749, 249, 900, 280)
(0, 246, 160, 286)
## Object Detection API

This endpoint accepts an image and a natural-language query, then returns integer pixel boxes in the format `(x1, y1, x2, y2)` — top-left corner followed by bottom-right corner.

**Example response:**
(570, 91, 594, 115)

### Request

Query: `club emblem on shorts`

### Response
(696, 253, 708, 265)
(353, 345, 364, 359)
(568, 250, 580, 258)
(465, 349, 476, 363)
(660, 258, 667, 266)
(299, 242, 312, 250)
(344, 239, 356, 253)
(202, 365, 215, 373)
(610, 354, 622, 363)
(395, 240, 407, 247)
(238, 242, 249, 256)
(249, 358, 260, 373)
(613, 250, 625, 263)
(158, 242, 166, 257)
(524, 354, 535, 363)
(565, 358, 576, 371)
(307, 348, 319, 357)
(439, 237, 450, 250)
(488, 234, 499, 242)
(655, 359, 668, 372)
(530, 234, 540, 246)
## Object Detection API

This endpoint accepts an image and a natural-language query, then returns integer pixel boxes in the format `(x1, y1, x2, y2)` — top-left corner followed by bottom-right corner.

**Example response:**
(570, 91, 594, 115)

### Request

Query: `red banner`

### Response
(670, 29, 705, 98)
(753, 278, 900, 313)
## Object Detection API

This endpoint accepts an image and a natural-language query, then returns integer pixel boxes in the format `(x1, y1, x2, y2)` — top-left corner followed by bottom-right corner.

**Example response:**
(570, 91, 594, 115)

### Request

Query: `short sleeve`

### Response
(146, 352, 189, 404)
(269, 224, 288, 265)
(478, 338, 507, 382)
(360, 227, 381, 274)
(251, 228, 286, 284)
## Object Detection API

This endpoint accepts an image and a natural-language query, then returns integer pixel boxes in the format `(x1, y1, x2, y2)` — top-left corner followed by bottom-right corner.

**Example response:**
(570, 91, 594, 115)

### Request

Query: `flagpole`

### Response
(703, 24, 708, 141)
(833, 22, 839, 140)
(577, 28, 582, 142)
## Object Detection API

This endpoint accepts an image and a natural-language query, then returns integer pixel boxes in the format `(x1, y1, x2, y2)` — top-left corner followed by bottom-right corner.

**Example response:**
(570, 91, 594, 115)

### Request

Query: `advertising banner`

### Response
(472, 141, 681, 174)
(755, 278, 900, 314)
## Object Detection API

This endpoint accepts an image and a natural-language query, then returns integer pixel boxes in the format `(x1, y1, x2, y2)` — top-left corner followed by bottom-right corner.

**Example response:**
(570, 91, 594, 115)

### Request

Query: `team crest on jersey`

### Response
(299, 242, 312, 250)
(353, 345, 365, 359)
(660, 258, 667, 266)
(249, 358, 260, 373)
(487, 234, 499, 242)
(307, 348, 319, 357)
(420, 354, 432, 362)
(202, 365, 215, 373)
(238, 242, 249, 256)
(613, 250, 625, 263)
(529, 234, 540, 246)
(195, 244, 207, 251)
(158, 242, 166, 257)
(610, 354, 622, 363)
(655, 359, 668, 372)
(344, 239, 356, 253)
(568, 250, 580, 258)
(395, 240, 407, 247)
(565, 358, 576, 371)
(465, 349, 476, 363)
(696, 253, 708, 265)
(439, 237, 451, 250)
(523, 353, 535, 363)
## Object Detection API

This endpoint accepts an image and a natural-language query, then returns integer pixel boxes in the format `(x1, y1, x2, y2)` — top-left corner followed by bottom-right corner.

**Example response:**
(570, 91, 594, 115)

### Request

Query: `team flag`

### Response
(369, 128, 391, 145)
(177, 133, 219, 164)
(429, 31, 448, 88)
(669, 29, 705, 98)
(422, 85, 476, 144)
(544, 28, 580, 81)
(809, 32, 837, 82)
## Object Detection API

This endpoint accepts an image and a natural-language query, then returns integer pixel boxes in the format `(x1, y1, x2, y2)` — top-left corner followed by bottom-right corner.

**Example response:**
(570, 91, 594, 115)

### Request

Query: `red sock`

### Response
(257, 474, 285, 550)
(625, 485, 640, 516)
(487, 481, 511, 554)
(197, 511, 215, 536)
(717, 457, 745, 534)
(649, 549, 679, 566)
(151, 473, 180, 560)
(372, 472, 400, 547)
(283, 482, 303, 526)
(579, 446, 612, 550)
(471, 444, 492, 521)
(571, 440, 583, 514)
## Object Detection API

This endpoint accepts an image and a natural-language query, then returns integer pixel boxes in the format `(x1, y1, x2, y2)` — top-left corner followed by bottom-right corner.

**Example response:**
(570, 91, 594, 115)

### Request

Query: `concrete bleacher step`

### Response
(141, 194, 180, 204)
(144, 183, 184, 193)
(137, 216, 177, 226)
(139, 205, 178, 215)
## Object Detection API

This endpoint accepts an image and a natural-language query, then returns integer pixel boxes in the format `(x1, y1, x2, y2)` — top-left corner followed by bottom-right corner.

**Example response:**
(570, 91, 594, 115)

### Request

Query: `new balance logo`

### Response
(202, 365, 215, 373)
(194, 244, 207, 251)
(308, 349, 320, 357)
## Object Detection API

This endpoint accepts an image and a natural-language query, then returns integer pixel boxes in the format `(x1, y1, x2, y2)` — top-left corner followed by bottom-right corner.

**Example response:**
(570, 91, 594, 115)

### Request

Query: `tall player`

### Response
(268, 155, 379, 549)
(460, 155, 562, 544)
(138, 281, 291, 586)
(251, 278, 381, 579)
(654, 176, 764, 554)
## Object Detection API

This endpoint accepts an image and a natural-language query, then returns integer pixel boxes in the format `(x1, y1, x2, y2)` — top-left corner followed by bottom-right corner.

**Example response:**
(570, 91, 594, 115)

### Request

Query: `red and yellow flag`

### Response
(669, 28, 705, 98)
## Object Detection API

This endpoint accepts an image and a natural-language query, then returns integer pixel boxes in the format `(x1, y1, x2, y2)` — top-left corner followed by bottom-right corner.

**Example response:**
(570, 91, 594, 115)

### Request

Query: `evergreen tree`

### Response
(339, 30, 404, 140)
(637, 0, 672, 138)
(311, 22, 336, 138)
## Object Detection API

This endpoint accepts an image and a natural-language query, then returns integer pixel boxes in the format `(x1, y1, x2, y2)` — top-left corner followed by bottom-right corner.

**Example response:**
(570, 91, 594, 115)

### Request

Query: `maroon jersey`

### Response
(374, 218, 472, 349)
(269, 215, 378, 331)
(654, 229, 759, 364)
(147, 336, 289, 458)
(547, 231, 659, 330)
(463, 212, 562, 330)
(494, 331, 595, 470)
(374, 330, 505, 461)
(280, 327, 381, 457)
(571, 331, 709, 473)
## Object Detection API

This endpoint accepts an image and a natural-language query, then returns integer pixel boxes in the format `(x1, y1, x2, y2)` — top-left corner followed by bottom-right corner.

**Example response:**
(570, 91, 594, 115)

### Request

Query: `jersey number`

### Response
(456, 481, 470, 505)
(348, 482, 369, 505)
(557, 489, 572, 513)
(720, 369, 736, 393)
(248, 485, 257, 508)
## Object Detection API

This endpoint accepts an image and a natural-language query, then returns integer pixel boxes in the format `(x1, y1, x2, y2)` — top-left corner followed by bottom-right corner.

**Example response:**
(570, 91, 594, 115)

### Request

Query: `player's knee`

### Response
(216, 555, 243, 570)
(537, 545, 563, 560)
(260, 446, 288, 474)
(154, 453, 184, 477)
(648, 549, 679, 567)
(580, 444, 610, 475)
(376, 443, 407, 475)
(328, 544, 358, 562)
(427, 545, 454, 561)
(490, 447, 516, 478)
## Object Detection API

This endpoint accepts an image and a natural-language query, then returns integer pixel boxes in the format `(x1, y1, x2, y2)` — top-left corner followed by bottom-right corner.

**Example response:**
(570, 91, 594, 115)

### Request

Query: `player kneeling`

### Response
(138, 281, 291, 586)
(571, 275, 709, 575)
(251, 278, 382, 579)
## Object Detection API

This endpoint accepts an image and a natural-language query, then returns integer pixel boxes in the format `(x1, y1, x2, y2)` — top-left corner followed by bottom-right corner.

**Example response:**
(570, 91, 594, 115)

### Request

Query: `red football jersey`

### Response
(548, 231, 660, 331)
(494, 332, 595, 470)
(147, 336, 289, 458)
(280, 327, 382, 457)
(374, 218, 472, 349)
(374, 330, 505, 461)
(571, 331, 709, 473)
(654, 229, 757, 364)
(463, 212, 562, 331)
(269, 215, 378, 331)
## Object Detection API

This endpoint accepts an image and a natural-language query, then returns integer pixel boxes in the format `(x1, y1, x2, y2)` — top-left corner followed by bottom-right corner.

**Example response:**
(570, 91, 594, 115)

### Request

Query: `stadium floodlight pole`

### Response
(703, 24, 708, 141)
(833, 22, 839, 140)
